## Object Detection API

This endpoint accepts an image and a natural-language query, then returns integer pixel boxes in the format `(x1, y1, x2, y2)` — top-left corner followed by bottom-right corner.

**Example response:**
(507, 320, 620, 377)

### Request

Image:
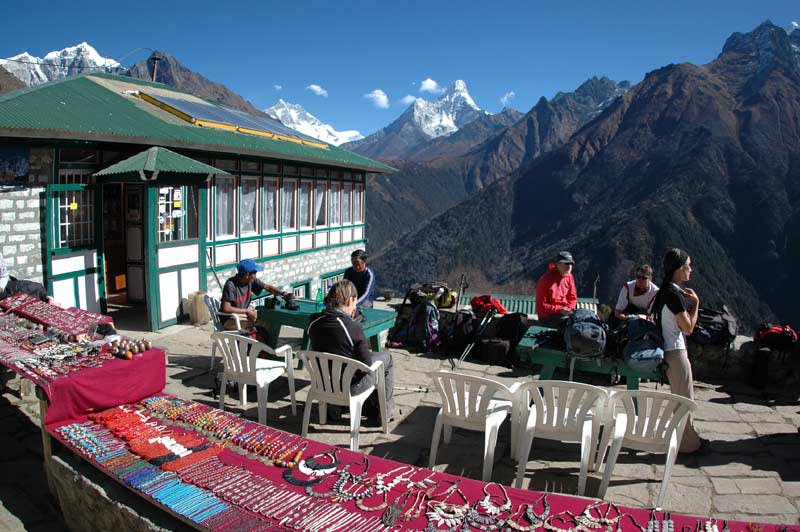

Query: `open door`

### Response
(125, 185, 146, 302)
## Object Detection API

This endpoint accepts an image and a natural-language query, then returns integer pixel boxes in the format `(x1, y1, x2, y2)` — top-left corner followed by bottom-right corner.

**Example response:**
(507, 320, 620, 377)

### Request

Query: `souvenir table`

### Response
(46, 394, 788, 532)
(0, 292, 114, 338)
(516, 327, 661, 390)
(257, 299, 396, 351)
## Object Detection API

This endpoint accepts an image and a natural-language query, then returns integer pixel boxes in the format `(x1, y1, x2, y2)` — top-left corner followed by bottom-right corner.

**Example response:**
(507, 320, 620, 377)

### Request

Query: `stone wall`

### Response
(0, 186, 45, 283)
(689, 336, 800, 391)
(206, 244, 359, 297)
(48, 453, 194, 532)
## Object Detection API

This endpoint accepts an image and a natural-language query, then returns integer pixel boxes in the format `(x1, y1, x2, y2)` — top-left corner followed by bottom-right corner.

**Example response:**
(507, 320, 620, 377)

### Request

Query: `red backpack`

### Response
(470, 295, 508, 315)
(755, 324, 798, 351)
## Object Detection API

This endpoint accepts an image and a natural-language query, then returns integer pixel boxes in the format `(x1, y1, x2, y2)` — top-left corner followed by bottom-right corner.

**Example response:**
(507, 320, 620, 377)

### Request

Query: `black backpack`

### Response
(495, 312, 530, 350)
(563, 309, 608, 358)
(690, 306, 738, 347)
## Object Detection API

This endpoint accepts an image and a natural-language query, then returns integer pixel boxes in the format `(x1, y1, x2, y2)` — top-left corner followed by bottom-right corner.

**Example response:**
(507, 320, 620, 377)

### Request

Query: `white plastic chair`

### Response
(428, 371, 513, 481)
(512, 380, 608, 495)
(299, 350, 388, 451)
(212, 332, 296, 425)
(205, 295, 244, 371)
(597, 390, 696, 507)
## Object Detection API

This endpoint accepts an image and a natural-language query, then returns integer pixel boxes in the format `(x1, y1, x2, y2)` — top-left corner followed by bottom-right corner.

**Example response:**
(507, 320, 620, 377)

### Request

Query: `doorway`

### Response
(101, 183, 148, 329)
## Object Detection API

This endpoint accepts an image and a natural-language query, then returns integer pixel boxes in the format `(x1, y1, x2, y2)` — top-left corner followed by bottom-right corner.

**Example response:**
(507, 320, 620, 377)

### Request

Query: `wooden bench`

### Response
(458, 292, 598, 316)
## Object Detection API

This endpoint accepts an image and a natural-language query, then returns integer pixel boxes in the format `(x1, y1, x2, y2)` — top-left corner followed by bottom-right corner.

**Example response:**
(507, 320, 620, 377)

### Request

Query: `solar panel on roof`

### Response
(140, 92, 326, 147)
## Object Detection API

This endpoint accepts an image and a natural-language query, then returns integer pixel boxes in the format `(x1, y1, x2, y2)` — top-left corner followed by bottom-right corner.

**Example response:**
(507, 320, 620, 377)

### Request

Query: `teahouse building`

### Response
(0, 73, 393, 330)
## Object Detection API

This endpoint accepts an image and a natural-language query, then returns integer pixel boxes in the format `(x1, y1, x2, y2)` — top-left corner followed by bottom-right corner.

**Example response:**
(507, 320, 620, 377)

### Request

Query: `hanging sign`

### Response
(69, 202, 79, 211)
(173, 201, 181, 208)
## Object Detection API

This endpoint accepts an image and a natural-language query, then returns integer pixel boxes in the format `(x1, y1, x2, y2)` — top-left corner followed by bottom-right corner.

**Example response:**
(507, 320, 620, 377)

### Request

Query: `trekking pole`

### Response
(455, 273, 468, 313)
(206, 248, 224, 292)
(450, 307, 497, 369)
(593, 273, 600, 302)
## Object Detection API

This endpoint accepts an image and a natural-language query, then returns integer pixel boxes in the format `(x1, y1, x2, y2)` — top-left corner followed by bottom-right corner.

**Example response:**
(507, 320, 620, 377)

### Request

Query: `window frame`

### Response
(298, 179, 314, 230)
(262, 176, 280, 235)
(281, 178, 298, 233)
(239, 175, 260, 236)
(214, 174, 237, 239)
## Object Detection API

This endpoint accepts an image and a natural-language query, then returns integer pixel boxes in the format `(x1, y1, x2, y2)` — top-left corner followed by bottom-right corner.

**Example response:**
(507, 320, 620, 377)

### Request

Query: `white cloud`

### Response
(398, 94, 416, 106)
(306, 84, 328, 97)
(500, 91, 516, 106)
(364, 89, 389, 109)
(419, 78, 444, 94)
(273, 84, 283, 91)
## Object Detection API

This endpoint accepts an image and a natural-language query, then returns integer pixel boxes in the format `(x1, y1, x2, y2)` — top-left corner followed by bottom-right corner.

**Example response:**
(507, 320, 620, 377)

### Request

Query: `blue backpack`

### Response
(623, 319, 664, 373)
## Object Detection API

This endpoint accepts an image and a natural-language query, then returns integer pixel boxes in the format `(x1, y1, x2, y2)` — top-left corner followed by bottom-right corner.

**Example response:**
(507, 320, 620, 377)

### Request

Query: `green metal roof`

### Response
(94, 146, 231, 179)
(0, 74, 394, 173)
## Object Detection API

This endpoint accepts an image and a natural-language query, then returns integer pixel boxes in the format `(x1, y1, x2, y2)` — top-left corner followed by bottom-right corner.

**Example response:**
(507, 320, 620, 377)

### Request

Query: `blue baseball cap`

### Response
(237, 258, 264, 274)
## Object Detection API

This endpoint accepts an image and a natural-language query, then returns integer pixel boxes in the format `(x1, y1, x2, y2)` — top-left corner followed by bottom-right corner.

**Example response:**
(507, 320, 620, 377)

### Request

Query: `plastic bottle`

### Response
(315, 287, 324, 311)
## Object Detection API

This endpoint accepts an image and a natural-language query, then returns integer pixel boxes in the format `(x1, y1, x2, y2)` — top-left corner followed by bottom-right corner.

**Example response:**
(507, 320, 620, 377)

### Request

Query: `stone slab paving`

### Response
(1, 303, 799, 529)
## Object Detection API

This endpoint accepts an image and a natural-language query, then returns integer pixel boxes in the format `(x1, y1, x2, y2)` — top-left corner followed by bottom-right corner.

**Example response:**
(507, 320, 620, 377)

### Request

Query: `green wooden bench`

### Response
(457, 292, 598, 316)
(515, 326, 662, 390)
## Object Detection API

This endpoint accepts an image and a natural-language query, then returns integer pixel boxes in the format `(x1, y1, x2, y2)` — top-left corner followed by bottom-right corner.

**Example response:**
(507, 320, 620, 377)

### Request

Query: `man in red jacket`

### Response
(535, 251, 578, 328)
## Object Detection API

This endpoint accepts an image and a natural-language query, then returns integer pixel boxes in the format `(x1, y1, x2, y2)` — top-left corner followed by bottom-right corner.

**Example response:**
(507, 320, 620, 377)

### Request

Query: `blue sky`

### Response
(1, 0, 797, 136)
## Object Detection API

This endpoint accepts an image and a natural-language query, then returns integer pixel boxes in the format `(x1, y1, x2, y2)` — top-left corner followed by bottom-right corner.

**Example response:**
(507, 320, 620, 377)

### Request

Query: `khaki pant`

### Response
(664, 348, 701, 453)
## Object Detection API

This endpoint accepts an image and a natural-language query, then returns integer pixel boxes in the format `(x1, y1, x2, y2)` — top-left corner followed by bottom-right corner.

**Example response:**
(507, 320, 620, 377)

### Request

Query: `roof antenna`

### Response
(150, 52, 161, 82)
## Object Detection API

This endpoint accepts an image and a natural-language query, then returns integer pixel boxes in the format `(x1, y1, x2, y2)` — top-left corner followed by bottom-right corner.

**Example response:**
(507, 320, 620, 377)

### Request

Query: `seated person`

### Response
(343, 249, 376, 308)
(535, 251, 577, 329)
(307, 279, 394, 422)
(221, 258, 289, 329)
(614, 264, 659, 322)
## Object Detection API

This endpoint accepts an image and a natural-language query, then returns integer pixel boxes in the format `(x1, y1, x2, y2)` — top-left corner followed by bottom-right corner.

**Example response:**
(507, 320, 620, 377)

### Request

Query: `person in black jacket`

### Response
(343, 249, 376, 308)
(307, 279, 394, 422)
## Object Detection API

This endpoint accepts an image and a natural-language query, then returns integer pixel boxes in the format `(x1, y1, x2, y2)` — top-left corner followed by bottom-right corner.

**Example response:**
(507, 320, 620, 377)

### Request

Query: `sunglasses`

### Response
(636, 275, 650, 281)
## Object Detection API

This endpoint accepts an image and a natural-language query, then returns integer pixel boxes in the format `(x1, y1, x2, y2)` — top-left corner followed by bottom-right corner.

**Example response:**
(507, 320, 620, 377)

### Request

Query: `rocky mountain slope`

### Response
(373, 21, 800, 328)
(366, 77, 629, 254)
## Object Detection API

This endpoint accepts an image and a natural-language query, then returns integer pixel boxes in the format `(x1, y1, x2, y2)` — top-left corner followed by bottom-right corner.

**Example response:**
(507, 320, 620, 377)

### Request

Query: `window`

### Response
(292, 281, 310, 299)
(353, 184, 363, 223)
(263, 178, 279, 233)
(240, 177, 259, 234)
(320, 271, 345, 292)
(215, 176, 236, 238)
(342, 183, 352, 225)
(264, 163, 280, 174)
(157, 185, 200, 242)
(282, 179, 297, 231)
(241, 160, 260, 173)
(299, 181, 313, 229)
(314, 168, 328, 178)
(315, 182, 327, 227)
(329, 182, 341, 225)
(55, 169, 94, 248)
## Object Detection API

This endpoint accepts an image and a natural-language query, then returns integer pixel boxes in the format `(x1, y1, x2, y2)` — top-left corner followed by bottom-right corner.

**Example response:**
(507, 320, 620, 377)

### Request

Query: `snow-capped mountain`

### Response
(0, 42, 120, 86)
(343, 80, 487, 159)
(264, 99, 363, 146)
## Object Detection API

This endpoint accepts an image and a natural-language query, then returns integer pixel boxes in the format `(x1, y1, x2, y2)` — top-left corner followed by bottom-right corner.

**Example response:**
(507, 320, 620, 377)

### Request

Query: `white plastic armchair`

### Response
(298, 351, 388, 451)
(597, 390, 696, 507)
(205, 295, 245, 371)
(212, 332, 296, 425)
(428, 371, 514, 481)
(512, 380, 608, 495)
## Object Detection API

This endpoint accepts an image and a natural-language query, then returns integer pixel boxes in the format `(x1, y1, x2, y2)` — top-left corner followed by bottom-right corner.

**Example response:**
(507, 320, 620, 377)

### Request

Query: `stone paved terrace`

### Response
(1, 302, 799, 530)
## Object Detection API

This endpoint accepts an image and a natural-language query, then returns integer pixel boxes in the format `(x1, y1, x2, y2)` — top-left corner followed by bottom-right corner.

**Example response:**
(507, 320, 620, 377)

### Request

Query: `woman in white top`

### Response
(651, 248, 703, 453)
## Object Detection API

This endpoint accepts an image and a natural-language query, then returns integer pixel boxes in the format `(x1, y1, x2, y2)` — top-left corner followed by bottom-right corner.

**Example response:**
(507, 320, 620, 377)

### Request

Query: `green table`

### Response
(516, 326, 661, 390)
(257, 299, 397, 351)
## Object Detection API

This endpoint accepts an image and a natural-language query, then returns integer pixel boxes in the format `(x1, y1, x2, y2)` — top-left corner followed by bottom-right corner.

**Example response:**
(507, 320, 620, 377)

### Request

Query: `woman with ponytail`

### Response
(651, 248, 704, 453)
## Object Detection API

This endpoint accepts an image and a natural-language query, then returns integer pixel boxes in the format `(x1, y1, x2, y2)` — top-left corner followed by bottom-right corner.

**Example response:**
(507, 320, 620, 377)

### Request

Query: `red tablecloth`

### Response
(42, 349, 165, 424)
(46, 395, 792, 532)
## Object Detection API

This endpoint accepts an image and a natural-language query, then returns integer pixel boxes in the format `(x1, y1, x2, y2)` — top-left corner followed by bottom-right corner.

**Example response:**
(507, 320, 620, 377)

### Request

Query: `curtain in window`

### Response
(353, 185, 363, 223)
(241, 178, 258, 234)
(342, 183, 352, 224)
(282, 180, 297, 231)
(264, 179, 278, 232)
(215, 176, 235, 237)
(329, 183, 341, 225)
(299, 181, 312, 228)
(315, 182, 327, 226)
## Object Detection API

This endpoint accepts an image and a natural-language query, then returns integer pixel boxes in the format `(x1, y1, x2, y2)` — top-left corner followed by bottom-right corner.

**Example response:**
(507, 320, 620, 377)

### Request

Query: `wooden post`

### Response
(35, 385, 56, 495)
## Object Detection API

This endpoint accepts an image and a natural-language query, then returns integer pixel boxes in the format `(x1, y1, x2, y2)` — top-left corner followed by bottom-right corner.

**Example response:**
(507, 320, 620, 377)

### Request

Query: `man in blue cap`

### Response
(221, 258, 290, 329)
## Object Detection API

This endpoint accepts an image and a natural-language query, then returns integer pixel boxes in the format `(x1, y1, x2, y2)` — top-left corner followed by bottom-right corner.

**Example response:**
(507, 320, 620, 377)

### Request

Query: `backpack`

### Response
(690, 306, 738, 346)
(755, 323, 798, 351)
(563, 309, 607, 358)
(409, 282, 458, 309)
(388, 300, 440, 352)
(495, 312, 530, 350)
(470, 295, 508, 315)
(623, 319, 665, 373)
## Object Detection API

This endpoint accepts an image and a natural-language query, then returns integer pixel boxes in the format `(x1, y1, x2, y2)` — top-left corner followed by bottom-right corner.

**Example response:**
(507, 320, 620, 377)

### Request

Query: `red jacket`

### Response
(535, 263, 577, 319)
